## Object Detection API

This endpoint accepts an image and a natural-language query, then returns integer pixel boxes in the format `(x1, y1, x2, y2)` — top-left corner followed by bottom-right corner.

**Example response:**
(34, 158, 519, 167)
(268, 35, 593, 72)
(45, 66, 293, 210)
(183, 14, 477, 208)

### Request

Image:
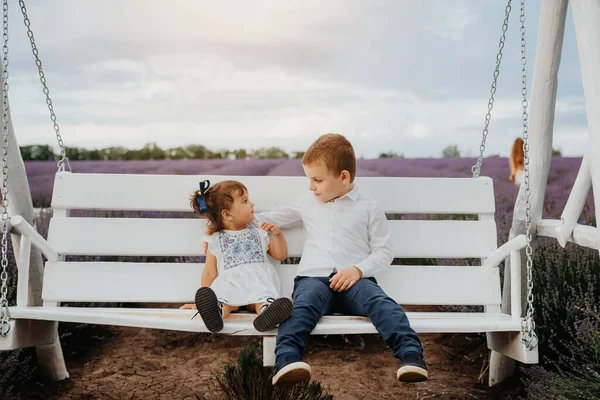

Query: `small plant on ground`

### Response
(0, 349, 36, 400)
(216, 346, 333, 400)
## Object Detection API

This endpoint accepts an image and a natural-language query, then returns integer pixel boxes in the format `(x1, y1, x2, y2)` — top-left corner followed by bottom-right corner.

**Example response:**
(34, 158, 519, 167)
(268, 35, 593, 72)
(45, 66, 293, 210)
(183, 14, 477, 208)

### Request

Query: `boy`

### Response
(254, 133, 428, 385)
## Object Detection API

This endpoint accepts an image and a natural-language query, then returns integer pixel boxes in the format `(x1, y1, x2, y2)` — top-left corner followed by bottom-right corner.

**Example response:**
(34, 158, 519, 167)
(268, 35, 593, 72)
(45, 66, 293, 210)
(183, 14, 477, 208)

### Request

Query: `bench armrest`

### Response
(10, 215, 60, 262)
(484, 235, 527, 267)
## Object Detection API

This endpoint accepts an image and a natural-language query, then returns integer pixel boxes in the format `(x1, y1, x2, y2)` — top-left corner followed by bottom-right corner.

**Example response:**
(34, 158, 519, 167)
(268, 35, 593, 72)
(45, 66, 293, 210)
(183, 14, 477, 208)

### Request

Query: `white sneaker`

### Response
(396, 364, 428, 382)
(272, 361, 312, 386)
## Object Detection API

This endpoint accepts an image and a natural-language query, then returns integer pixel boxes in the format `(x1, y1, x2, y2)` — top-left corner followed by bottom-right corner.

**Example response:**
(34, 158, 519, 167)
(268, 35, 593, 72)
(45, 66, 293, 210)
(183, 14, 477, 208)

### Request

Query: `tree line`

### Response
(19, 143, 307, 161)
(20, 143, 558, 161)
(19, 143, 406, 161)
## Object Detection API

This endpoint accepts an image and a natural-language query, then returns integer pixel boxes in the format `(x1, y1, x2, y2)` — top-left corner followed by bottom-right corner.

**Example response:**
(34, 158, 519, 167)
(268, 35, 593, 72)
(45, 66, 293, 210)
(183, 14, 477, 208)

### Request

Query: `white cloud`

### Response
(405, 122, 430, 139)
(552, 128, 590, 156)
(427, 4, 480, 42)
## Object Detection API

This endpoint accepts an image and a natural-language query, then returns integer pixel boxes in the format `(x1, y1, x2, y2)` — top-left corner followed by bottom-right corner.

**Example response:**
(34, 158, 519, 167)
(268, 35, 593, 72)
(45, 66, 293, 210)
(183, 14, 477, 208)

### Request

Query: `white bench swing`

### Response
(9, 173, 535, 366)
(2, 0, 600, 387)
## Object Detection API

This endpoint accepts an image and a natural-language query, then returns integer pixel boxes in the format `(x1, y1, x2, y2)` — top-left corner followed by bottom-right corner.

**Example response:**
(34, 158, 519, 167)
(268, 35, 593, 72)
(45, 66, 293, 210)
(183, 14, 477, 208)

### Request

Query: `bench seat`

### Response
(10, 307, 521, 335)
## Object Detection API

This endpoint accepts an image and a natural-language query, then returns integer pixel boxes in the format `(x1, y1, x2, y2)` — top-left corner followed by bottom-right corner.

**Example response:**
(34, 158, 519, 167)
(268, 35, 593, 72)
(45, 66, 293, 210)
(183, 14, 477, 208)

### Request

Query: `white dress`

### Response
(514, 169, 524, 186)
(205, 227, 281, 306)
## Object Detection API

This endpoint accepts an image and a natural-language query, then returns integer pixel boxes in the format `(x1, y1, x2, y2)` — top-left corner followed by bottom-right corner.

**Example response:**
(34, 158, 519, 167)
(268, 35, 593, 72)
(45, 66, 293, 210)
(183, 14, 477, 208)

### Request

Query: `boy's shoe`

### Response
(272, 354, 311, 386)
(397, 352, 428, 382)
(194, 287, 223, 333)
(253, 297, 293, 332)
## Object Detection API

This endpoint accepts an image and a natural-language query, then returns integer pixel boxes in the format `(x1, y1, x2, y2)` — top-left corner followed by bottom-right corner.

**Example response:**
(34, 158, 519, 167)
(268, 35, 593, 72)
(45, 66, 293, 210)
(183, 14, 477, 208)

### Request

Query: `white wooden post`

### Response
(571, 0, 600, 255)
(555, 154, 592, 247)
(16, 236, 32, 307)
(0, 64, 69, 380)
(263, 336, 276, 366)
(488, 0, 568, 386)
(509, 250, 521, 321)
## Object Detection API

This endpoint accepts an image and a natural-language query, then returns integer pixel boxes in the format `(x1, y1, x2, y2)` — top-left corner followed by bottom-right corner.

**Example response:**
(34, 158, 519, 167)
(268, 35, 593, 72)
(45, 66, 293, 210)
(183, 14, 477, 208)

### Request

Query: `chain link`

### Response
(0, 0, 10, 337)
(19, 0, 70, 172)
(518, 0, 538, 350)
(472, 0, 512, 178)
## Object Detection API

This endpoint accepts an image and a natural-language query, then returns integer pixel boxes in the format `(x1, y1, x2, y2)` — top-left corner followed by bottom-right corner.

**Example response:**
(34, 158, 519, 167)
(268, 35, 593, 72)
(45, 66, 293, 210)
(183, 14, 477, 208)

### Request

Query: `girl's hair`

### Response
(511, 138, 525, 168)
(190, 180, 248, 235)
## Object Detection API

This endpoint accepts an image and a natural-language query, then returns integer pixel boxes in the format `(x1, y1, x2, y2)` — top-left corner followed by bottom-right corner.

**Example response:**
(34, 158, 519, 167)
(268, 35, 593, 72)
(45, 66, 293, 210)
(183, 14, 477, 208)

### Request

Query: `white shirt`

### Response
(254, 186, 393, 278)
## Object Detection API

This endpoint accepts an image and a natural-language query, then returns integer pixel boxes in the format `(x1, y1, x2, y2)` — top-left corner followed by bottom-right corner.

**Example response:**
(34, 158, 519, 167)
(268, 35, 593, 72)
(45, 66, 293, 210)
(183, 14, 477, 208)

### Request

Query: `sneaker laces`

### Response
(191, 301, 223, 320)
(259, 297, 276, 314)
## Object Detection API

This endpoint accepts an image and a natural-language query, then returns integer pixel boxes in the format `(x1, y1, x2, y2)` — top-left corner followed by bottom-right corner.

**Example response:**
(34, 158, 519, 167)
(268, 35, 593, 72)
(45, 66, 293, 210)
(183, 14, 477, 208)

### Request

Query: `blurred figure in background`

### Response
(509, 138, 524, 186)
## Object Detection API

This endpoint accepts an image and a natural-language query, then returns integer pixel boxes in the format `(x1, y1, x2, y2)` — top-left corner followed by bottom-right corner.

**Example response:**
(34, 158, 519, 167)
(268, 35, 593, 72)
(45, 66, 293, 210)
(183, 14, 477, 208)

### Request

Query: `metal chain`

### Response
(19, 0, 70, 172)
(519, 0, 538, 350)
(0, 0, 10, 337)
(472, 0, 512, 178)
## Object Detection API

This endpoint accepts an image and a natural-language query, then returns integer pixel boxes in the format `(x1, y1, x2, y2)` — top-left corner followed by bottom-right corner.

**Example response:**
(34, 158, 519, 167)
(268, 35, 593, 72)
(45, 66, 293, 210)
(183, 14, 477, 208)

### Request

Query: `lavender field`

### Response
(4, 157, 599, 399)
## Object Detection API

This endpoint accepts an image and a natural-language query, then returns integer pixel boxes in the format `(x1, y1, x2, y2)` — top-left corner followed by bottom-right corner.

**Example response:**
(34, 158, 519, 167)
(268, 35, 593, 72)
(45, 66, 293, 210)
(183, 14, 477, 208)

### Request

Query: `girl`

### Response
(180, 180, 293, 333)
(509, 137, 525, 186)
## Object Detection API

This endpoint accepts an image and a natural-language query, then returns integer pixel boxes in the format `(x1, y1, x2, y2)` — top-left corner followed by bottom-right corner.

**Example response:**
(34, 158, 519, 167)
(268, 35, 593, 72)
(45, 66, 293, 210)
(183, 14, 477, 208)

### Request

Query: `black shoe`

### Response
(194, 287, 223, 333)
(253, 297, 293, 332)
(397, 352, 428, 382)
(272, 353, 311, 386)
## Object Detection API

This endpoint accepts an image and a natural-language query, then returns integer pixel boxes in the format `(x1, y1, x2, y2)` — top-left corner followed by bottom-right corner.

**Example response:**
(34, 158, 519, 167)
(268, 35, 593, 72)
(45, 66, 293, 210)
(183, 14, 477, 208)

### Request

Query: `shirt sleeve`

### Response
(250, 195, 305, 229)
(204, 233, 220, 258)
(355, 203, 394, 276)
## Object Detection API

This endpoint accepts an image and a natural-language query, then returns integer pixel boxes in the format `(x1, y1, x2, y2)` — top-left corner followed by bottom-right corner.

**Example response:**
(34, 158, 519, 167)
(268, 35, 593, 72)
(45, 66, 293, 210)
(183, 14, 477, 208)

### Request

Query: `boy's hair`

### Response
(190, 180, 248, 235)
(302, 133, 356, 182)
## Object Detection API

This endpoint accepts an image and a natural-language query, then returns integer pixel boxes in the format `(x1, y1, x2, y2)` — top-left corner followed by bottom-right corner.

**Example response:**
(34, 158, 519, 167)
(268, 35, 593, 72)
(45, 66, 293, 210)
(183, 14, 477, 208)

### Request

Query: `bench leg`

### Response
(262, 336, 276, 367)
(488, 350, 515, 387)
(487, 331, 538, 386)
(12, 229, 69, 381)
(35, 324, 69, 381)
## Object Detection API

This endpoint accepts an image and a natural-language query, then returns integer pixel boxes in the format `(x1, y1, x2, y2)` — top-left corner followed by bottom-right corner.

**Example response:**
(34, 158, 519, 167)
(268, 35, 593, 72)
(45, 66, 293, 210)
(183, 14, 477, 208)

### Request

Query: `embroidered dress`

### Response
(205, 227, 281, 306)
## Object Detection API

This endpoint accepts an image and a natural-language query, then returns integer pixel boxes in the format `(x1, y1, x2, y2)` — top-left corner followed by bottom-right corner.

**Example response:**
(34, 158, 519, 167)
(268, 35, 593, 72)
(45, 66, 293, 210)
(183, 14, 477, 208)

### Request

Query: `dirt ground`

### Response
(20, 315, 525, 400)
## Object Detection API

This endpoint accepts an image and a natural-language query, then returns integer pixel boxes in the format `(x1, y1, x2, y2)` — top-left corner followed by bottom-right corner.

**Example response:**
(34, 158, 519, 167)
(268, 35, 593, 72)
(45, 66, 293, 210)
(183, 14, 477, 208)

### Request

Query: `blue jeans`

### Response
(274, 276, 423, 370)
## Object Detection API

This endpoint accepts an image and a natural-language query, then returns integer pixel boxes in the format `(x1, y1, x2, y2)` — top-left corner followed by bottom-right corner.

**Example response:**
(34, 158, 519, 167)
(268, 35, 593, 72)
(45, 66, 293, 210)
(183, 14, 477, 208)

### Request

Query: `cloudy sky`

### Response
(7, 1, 589, 158)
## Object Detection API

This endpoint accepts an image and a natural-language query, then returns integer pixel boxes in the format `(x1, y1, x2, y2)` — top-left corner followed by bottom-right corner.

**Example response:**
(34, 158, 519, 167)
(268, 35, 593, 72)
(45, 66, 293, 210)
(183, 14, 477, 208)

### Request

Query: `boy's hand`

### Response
(260, 222, 281, 235)
(329, 266, 363, 292)
(179, 303, 197, 310)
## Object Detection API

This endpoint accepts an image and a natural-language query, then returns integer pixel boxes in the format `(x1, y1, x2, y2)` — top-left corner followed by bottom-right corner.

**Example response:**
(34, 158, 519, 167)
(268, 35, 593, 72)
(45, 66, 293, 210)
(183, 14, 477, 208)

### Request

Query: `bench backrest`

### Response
(44, 172, 500, 307)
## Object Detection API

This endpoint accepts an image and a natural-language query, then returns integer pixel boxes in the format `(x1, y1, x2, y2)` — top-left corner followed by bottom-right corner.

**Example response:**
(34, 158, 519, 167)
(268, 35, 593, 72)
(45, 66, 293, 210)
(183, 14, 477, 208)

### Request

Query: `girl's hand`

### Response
(179, 303, 197, 310)
(260, 222, 281, 236)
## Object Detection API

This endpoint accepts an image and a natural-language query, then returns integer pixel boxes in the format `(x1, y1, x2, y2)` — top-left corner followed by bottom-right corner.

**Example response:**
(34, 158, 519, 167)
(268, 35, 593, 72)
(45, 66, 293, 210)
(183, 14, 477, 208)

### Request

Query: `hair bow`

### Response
(196, 180, 211, 213)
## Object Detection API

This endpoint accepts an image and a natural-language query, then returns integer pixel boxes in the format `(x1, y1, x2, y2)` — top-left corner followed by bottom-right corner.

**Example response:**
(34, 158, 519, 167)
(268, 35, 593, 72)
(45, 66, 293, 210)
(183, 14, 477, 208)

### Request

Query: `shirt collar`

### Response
(337, 185, 359, 202)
